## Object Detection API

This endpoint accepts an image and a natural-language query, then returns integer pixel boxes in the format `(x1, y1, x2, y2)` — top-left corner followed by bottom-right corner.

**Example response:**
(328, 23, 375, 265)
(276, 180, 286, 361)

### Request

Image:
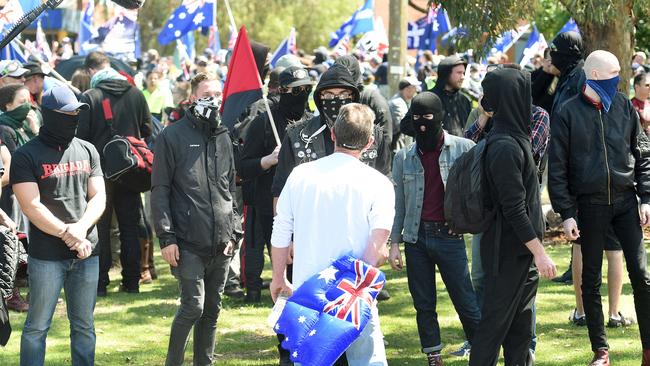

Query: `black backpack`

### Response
(443, 138, 496, 234)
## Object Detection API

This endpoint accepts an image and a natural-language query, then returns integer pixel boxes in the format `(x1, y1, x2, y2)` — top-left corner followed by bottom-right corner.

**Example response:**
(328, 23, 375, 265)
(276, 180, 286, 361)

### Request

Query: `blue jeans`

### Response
(20, 256, 99, 366)
(404, 222, 480, 353)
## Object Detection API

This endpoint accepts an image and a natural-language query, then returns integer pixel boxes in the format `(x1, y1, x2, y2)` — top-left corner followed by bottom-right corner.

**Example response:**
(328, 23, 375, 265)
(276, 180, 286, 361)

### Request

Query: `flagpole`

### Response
(263, 94, 281, 146)
(222, 0, 237, 31)
(12, 38, 81, 95)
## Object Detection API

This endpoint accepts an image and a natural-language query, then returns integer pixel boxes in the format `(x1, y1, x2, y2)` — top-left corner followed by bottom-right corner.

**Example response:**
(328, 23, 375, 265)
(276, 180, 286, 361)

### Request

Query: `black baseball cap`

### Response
(23, 62, 48, 78)
(279, 66, 312, 88)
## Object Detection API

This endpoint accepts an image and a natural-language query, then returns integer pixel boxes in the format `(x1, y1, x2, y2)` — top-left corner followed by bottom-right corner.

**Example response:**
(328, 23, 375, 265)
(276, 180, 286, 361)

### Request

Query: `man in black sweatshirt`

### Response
(77, 51, 152, 296)
(469, 67, 556, 366)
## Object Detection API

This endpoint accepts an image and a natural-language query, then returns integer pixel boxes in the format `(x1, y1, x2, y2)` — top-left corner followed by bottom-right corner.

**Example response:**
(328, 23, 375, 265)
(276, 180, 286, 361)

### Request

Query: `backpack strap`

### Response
(101, 98, 117, 136)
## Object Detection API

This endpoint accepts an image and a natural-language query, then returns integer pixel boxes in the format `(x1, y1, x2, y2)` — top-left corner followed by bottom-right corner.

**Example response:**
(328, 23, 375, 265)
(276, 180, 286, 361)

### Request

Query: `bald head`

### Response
(584, 50, 621, 80)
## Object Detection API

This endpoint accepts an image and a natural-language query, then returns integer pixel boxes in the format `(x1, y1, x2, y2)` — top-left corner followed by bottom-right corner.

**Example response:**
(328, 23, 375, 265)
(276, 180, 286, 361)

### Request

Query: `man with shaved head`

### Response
(549, 50, 650, 366)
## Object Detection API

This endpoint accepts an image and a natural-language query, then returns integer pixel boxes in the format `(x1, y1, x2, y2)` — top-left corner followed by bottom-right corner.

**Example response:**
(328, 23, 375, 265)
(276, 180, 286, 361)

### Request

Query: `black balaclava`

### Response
(39, 108, 79, 148)
(313, 63, 360, 128)
(550, 31, 584, 75)
(279, 90, 309, 121)
(410, 92, 445, 151)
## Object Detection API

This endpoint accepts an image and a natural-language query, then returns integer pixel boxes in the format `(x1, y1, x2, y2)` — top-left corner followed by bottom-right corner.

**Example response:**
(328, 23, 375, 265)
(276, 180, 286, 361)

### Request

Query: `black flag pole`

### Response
(0, 0, 63, 52)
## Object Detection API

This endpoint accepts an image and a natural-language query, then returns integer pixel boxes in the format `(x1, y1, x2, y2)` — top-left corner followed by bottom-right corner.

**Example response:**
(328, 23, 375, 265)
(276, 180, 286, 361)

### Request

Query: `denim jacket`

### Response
(391, 131, 475, 244)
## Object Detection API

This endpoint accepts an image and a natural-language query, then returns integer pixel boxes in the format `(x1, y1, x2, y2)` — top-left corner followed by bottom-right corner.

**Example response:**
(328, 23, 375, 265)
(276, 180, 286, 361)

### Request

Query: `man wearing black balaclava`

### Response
(389, 91, 480, 365)
(151, 89, 241, 366)
(469, 68, 556, 366)
(548, 31, 585, 114)
(12, 86, 106, 365)
(271, 63, 390, 200)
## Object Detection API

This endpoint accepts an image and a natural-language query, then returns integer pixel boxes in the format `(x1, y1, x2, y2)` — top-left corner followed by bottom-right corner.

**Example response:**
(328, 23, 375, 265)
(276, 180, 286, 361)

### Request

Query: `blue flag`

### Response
(556, 18, 580, 37)
(270, 28, 297, 68)
(91, 9, 140, 61)
(79, 1, 98, 56)
(158, 0, 216, 46)
(329, 0, 374, 48)
(274, 255, 385, 366)
(519, 25, 547, 66)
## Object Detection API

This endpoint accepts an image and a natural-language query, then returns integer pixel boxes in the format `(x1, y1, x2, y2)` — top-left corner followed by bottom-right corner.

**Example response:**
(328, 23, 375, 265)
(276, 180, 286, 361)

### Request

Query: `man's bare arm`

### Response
(13, 182, 67, 237)
(363, 228, 390, 267)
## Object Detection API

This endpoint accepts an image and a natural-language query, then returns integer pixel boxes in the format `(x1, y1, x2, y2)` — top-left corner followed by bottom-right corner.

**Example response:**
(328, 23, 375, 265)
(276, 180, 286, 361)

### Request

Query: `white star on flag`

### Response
(298, 315, 306, 323)
(193, 12, 205, 25)
(178, 12, 187, 20)
(274, 323, 280, 330)
(293, 351, 298, 358)
(309, 329, 317, 336)
(168, 23, 173, 29)
(318, 267, 338, 282)
(174, 30, 181, 37)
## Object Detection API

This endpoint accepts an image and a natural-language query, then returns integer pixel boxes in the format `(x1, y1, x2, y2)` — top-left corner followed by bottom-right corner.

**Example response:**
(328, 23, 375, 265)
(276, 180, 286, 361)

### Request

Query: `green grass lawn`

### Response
(0, 240, 647, 365)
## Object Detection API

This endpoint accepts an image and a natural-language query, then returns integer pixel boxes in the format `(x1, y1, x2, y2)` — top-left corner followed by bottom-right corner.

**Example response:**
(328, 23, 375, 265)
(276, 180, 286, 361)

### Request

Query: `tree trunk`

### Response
(574, 1, 635, 91)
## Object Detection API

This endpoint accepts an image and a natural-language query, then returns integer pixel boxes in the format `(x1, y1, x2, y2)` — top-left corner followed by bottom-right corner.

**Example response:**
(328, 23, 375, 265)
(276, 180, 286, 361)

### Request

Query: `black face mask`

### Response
(321, 97, 353, 127)
(414, 117, 442, 152)
(279, 91, 309, 120)
(39, 109, 79, 148)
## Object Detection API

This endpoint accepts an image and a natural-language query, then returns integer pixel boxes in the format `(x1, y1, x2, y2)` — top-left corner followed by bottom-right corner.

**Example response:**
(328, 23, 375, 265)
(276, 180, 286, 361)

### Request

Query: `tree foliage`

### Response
(137, 0, 360, 56)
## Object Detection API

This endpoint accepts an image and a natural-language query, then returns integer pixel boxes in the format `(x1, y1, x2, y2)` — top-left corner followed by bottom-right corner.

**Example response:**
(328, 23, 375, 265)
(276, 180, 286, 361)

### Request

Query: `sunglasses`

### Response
(279, 85, 312, 96)
(320, 91, 354, 100)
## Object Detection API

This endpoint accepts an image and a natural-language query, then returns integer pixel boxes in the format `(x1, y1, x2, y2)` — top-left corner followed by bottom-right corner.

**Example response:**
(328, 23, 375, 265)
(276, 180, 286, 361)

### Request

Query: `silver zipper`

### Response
(599, 110, 611, 204)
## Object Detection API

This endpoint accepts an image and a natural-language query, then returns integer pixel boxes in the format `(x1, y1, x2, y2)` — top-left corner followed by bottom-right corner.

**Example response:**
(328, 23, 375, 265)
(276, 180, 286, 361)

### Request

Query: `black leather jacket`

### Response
(151, 111, 240, 257)
(548, 91, 650, 221)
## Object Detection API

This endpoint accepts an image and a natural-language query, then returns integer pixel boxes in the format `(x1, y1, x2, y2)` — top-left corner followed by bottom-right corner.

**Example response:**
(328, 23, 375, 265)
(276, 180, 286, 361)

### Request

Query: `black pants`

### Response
(578, 197, 650, 350)
(469, 254, 537, 366)
(242, 207, 272, 293)
(97, 180, 142, 290)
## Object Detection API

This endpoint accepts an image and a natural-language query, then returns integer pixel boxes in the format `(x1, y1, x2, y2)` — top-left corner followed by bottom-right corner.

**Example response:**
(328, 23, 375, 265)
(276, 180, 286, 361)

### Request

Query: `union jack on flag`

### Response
(323, 260, 384, 329)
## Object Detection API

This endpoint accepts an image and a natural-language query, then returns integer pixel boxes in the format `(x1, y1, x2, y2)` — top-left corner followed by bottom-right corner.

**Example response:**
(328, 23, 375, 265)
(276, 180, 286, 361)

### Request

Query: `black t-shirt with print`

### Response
(10, 137, 103, 260)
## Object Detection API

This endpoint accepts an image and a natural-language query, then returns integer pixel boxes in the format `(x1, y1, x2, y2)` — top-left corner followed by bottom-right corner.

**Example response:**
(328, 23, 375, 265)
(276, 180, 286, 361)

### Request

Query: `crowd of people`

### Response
(0, 28, 649, 366)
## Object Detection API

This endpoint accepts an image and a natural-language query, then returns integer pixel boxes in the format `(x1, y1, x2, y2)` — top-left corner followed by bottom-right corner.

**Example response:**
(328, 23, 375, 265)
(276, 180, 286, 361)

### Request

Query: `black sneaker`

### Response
(607, 312, 635, 328)
(245, 290, 261, 303)
(376, 289, 390, 302)
(570, 309, 586, 326)
(552, 267, 573, 284)
(224, 285, 245, 299)
(119, 284, 140, 294)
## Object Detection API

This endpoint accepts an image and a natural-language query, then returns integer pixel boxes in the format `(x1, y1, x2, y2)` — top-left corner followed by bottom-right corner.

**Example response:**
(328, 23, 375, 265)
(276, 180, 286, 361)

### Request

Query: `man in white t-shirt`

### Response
(271, 103, 395, 366)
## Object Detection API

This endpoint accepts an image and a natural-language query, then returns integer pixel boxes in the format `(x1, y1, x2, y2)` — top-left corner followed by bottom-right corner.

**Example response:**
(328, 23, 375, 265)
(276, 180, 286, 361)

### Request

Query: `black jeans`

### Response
(469, 255, 537, 366)
(166, 249, 232, 366)
(242, 207, 272, 293)
(577, 196, 650, 351)
(97, 180, 142, 290)
(404, 222, 480, 353)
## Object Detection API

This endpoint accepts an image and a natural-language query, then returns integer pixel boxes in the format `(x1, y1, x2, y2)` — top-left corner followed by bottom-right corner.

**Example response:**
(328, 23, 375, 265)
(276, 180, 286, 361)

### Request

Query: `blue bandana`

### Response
(585, 76, 620, 112)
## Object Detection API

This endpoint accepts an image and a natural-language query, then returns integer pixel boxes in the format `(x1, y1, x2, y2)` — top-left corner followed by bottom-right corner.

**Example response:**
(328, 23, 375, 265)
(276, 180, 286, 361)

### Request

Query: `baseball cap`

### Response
(279, 66, 312, 88)
(398, 76, 422, 90)
(42, 86, 89, 112)
(0, 60, 29, 79)
(275, 54, 302, 70)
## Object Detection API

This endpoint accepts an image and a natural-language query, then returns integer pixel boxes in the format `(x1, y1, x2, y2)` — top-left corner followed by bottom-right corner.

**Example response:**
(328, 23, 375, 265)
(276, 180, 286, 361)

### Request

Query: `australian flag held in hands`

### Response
(158, 0, 215, 45)
(274, 255, 385, 366)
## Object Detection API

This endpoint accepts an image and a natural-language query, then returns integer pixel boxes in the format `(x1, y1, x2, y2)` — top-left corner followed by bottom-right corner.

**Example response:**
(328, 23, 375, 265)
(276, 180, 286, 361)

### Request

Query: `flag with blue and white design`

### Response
(270, 27, 297, 68)
(158, 0, 216, 46)
(89, 8, 140, 60)
(35, 19, 52, 61)
(0, 0, 27, 62)
(556, 18, 580, 37)
(519, 25, 547, 66)
(79, 0, 99, 55)
(329, 0, 374, 48)
(274, 255, 385, 366)
(487, 24, 530, 57)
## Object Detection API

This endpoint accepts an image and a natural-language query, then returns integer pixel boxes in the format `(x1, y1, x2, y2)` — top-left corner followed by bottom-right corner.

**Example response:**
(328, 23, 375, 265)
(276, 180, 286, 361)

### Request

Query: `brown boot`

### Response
(6, 288, 28, 312)
(589, 348, 609, 366)
(139, 238, 152, 284)
(642, 349, 650, 366)
(426, 352, 443, 366)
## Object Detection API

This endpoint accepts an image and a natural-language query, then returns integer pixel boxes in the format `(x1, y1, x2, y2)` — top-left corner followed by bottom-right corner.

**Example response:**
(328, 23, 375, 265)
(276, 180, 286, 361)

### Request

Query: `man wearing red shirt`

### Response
(632, 73, 650, 135)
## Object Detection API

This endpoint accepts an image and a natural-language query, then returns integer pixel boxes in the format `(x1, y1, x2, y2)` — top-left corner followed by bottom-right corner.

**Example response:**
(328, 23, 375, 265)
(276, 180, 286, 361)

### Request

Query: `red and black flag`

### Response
(220, 26, 263, 131)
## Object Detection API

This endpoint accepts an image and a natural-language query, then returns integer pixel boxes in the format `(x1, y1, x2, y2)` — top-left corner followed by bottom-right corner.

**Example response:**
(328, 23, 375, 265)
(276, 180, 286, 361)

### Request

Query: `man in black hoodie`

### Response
(469, 68, 556, 366)
(548, 31, 585, 114)
(77, 51, 152, 296)
(271, 63, 390, 199)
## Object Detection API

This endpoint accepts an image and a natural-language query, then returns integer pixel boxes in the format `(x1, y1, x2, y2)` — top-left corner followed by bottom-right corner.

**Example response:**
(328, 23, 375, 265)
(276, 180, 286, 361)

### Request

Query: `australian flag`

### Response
(556, 18, 580, 37)
(158, 0, 215, 45)
(407, 6, 450, 51)
(329, 0, 374, 48)
(270, 27, 297, 68)
(274, 255, 385, 366)
(92, 8, 141, 60)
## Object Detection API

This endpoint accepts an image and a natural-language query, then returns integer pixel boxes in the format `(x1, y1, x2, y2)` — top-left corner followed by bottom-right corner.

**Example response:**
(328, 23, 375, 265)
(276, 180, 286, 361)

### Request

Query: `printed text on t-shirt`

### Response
(40, 160, 91, 179)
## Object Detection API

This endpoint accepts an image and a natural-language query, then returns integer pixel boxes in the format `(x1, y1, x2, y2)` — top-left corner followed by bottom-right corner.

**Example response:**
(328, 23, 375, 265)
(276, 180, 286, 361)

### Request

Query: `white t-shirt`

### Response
(271, 152, 395, 289)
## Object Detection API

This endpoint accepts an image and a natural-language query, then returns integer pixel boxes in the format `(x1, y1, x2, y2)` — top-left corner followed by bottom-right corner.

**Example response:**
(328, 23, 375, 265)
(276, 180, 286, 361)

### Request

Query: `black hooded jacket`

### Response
(77, 78, 152, 160)
(482, 68, 545, 274)
(271, 64, 389, 197)
(401, 55, 471, 138)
